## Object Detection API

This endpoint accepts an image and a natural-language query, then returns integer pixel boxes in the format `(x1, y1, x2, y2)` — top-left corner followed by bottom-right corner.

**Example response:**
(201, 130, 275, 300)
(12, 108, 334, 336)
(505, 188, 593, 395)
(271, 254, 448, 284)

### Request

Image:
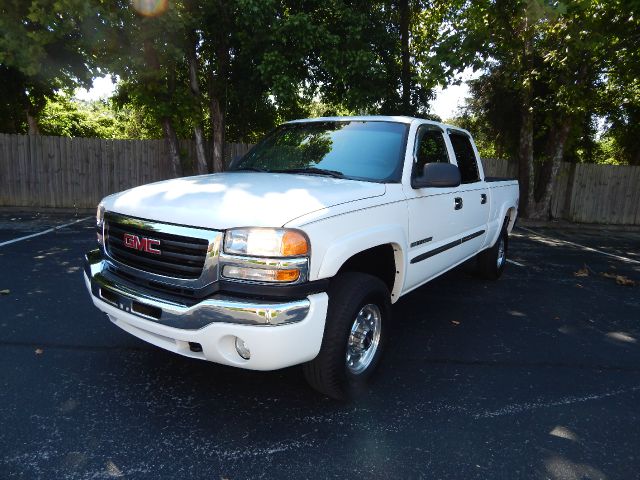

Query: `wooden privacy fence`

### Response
(0, 134, 639, 224)
(482, 158, 640, 225)
(0, 134, 253, 209)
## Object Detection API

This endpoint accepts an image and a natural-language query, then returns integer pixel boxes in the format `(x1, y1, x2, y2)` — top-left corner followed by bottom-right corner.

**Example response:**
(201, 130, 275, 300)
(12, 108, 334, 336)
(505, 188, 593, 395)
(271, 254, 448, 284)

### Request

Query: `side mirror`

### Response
(412, 163, 461, 189)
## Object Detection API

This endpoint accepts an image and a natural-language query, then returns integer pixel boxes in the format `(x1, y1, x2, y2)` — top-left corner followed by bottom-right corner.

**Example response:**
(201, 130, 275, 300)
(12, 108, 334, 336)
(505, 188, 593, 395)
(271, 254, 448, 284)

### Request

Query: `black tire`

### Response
(303, 272, 391, 400)
(477, 220, 509, 280)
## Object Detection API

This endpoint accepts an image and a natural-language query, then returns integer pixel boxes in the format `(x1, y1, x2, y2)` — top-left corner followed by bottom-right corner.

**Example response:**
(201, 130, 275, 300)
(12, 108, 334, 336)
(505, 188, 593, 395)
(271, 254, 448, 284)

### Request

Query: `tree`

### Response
(36, 94, 163, 139)
(98, 1, 194, 176)
(38, 95, 116, 137)
(0, 0, 100, 134)
(594, 0, 640, 166)
(457, 0, 640, 218)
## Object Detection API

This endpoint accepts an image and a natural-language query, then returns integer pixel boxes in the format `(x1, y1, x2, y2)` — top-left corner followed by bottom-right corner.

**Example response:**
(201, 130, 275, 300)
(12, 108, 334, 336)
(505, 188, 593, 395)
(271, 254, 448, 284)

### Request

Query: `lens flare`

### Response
(131, 0, 169, 17)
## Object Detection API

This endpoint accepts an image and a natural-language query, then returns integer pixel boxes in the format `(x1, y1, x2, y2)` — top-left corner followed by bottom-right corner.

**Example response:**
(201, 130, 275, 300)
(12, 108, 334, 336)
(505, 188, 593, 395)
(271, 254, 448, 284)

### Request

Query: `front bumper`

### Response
(84, 251, 328, 370)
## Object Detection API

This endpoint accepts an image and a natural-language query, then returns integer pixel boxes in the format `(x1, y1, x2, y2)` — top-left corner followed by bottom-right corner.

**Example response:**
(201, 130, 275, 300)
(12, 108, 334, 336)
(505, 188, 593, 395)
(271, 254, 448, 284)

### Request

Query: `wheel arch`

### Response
(505, 206, 518, 233)
(316, 227, 407, 303)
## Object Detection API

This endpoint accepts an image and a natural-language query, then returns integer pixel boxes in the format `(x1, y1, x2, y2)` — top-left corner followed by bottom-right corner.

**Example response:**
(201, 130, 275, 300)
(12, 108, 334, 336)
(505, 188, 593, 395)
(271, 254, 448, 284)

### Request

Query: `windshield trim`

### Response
(229, 120, 410, 184)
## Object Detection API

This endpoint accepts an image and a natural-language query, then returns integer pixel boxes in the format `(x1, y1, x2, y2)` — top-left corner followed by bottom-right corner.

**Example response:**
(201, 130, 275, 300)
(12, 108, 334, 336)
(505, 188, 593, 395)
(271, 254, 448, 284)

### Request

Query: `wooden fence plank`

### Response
(0, 135, 12, 204)
(630, 167, 640, 225)
(618, 166, 635, 224)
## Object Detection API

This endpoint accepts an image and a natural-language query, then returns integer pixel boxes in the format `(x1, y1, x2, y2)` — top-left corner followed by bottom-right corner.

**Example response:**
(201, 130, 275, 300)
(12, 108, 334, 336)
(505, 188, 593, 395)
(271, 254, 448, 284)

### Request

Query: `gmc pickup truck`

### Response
(84, 116, 519, 399)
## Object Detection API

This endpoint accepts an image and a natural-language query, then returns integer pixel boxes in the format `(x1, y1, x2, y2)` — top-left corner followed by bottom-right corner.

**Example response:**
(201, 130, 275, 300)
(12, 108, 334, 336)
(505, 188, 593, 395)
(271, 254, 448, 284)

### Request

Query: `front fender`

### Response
(316, 224, 408, 301)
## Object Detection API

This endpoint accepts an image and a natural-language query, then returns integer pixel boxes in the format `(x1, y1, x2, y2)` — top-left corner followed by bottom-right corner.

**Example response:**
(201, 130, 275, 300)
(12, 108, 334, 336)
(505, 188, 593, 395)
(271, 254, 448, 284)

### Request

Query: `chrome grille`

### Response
(106, 222, 207, 279)
(103, 213, 222, 287)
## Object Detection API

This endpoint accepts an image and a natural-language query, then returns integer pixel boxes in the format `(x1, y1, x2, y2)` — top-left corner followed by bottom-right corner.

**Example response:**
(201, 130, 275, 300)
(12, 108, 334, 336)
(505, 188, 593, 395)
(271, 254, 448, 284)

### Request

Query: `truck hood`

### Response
(103, 172, 386, 230)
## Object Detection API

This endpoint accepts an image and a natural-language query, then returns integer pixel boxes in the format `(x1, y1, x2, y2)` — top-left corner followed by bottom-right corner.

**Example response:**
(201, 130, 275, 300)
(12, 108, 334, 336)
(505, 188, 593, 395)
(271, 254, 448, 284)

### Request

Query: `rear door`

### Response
(446, 130, 490, 259)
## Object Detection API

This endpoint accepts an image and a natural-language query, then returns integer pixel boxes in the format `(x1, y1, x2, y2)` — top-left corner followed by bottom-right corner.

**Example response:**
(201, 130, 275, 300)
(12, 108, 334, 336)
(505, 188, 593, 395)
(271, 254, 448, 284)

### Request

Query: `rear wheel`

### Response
(303, 272, 390, 400)
(477, 220, 509, 280)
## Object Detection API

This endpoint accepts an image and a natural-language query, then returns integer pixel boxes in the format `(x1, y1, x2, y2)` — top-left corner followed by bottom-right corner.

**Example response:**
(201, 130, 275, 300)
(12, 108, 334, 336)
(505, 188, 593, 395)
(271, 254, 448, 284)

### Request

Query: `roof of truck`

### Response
(286, 115, 466, 134)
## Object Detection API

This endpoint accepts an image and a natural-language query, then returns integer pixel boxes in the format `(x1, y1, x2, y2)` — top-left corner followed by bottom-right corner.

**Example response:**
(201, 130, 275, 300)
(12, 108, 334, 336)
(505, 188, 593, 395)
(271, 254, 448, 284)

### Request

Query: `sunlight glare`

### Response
(131, 0, 169, 17)
(549, 425, 578, 441)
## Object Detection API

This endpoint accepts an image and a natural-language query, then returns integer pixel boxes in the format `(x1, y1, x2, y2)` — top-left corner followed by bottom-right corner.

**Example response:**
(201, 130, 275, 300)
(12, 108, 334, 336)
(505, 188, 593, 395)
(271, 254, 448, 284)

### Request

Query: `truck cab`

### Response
(84, 116, 519, 399)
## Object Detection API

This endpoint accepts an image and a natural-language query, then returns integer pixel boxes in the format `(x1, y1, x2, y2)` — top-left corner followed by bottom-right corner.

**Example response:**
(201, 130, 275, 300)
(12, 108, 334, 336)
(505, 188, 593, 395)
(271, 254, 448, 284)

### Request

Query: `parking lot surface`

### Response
(1, 212, 639, 479)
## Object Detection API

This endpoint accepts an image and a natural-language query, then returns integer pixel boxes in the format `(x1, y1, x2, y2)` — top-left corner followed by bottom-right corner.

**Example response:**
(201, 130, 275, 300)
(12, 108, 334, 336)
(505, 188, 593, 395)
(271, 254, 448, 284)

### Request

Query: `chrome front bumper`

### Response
(84, 250, 311, 330)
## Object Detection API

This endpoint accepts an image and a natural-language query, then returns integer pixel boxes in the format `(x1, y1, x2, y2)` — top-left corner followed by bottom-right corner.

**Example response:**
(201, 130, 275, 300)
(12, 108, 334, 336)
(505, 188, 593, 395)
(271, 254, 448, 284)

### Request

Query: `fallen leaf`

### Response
(573, 265, 589, 277)
(615, 275, 636, 287)
(0, 289, 9, 295)
(602, 272, 636, 286)
(35, 348, 43, 355)
(451, 320, 460, 326)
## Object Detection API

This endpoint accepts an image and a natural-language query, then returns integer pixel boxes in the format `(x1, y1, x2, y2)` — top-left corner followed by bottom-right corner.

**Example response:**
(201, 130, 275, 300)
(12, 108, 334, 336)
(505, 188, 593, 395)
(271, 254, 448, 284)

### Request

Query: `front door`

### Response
(403, 124, 466, 291)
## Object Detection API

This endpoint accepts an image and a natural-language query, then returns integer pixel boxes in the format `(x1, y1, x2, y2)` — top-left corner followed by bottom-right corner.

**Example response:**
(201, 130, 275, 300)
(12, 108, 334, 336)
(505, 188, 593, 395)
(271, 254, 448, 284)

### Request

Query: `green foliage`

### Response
(37, 94, 162, 139)
(97, 1, 196, 130)
(457, 0, 640, 166)
(39, 96, 115, 138)
(1, 0, 637, 175)
(0, 0, 101, 129)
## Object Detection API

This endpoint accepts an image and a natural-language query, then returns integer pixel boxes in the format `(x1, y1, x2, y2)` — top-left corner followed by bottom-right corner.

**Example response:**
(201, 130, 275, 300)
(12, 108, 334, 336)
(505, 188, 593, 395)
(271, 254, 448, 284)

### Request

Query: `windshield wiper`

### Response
(234, 166, 270, 173)
(274, 167, 345, 178)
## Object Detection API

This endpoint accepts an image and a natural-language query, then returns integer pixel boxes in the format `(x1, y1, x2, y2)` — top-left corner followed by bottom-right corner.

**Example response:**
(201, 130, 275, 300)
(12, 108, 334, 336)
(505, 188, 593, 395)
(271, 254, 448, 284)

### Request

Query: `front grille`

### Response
(105, 220, 209, 279)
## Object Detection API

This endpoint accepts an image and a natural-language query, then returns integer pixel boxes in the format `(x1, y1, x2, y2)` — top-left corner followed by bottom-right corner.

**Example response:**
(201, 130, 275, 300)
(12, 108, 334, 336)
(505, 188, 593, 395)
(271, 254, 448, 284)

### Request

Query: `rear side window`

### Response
(413, 126, 449, 177)
(448, 132, 480, 184)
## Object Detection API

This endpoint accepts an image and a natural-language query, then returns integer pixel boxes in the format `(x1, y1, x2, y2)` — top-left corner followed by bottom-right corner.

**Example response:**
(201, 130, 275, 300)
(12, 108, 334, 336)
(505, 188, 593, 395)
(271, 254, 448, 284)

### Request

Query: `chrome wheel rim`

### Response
(497, 237, 506, 269)
(346, 303, 382, 375)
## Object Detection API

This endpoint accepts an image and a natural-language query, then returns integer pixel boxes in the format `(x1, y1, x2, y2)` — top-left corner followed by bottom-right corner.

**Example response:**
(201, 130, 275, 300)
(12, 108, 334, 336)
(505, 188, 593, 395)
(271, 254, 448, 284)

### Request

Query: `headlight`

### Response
(96, 202, 105, 227)
(96, 203, 105, 245)
(224, 228, 308, 257)
(222, 228, 309, 283)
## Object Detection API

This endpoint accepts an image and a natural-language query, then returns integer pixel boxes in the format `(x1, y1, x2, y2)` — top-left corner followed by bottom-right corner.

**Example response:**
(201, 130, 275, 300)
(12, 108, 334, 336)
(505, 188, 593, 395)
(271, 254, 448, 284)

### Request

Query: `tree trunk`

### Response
(517, 104, 534, 217)
(161, 117, 182, 178)
(26, 111, 39, 135)
(193, 125, 208, 175)
(143, 38, 182, 177)
(399, 0, 411, 113)
(210, 96, 225, 173)
(209, 39, 229, 173)
(187, 34, 208, 175)
(529, 120, 571, 219)
(517, 21, 535, 217)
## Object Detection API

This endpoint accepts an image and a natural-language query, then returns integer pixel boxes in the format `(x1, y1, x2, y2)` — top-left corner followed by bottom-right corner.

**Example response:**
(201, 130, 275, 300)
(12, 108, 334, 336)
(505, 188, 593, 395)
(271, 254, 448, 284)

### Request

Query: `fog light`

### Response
(235, 337, 251, 360)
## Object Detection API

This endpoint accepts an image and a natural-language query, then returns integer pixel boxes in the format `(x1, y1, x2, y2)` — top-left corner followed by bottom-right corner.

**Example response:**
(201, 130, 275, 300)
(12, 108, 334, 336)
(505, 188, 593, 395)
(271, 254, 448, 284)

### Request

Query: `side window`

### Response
(413, 126, 449, 177)
(448, 131, 480, 184)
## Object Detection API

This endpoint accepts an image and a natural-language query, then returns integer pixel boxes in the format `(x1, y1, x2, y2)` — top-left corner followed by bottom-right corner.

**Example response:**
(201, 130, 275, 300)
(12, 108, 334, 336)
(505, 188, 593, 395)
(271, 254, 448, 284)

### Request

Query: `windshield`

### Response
(231, 121, 408, 182)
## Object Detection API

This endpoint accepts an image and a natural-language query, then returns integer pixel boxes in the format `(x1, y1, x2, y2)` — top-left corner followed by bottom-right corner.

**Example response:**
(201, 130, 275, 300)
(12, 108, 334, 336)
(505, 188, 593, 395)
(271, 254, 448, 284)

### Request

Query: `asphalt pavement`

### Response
(1, 211, 639, 479)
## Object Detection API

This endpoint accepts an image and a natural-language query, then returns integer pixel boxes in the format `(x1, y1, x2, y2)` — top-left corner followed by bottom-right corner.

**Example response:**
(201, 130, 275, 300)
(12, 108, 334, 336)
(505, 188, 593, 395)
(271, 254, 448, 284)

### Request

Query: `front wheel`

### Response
(303, 272, 391, 400)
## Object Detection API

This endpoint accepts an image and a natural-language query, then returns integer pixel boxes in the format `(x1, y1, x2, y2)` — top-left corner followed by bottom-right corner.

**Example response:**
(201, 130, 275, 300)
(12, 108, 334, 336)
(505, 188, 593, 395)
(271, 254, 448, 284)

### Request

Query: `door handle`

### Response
(481, 193, 487, 204)
(454, 197, 463, 210)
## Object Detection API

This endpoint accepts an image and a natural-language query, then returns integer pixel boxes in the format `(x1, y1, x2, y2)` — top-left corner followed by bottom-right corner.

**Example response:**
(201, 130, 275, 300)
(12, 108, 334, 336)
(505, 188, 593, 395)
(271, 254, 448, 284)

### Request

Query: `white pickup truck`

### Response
(84, 116, 519, 399)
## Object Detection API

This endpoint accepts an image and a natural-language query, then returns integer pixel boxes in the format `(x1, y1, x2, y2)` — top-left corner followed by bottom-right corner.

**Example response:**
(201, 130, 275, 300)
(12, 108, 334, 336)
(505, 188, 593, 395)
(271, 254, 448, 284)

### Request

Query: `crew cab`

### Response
(84, 116, 519, 399)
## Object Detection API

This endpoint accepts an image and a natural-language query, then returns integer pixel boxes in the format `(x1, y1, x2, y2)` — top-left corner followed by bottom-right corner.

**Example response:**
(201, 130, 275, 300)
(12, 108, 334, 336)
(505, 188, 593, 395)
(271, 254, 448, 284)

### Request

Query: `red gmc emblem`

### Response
(123, 233, 161, 255)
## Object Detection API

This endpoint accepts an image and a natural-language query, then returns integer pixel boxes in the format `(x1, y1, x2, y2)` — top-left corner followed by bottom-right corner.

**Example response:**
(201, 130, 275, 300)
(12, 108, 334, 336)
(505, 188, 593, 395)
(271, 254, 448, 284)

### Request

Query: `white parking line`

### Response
(506, 259, 525, 267)
(518, 226, 640, 265)
(0, 216, 92, 248)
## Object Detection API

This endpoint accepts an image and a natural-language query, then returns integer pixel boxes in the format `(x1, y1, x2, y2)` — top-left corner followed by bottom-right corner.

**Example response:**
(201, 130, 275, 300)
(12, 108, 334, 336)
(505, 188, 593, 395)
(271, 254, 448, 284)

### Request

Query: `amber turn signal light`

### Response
(282, 230, 309, 256)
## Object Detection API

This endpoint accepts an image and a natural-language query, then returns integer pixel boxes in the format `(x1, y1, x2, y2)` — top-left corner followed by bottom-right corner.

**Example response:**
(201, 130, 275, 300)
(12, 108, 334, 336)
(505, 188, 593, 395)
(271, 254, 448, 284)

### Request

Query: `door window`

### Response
(448, 132, 480, 184)
(413, 126, 449, 178)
